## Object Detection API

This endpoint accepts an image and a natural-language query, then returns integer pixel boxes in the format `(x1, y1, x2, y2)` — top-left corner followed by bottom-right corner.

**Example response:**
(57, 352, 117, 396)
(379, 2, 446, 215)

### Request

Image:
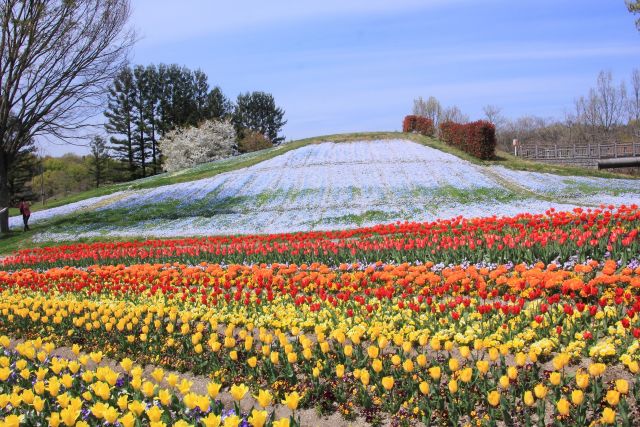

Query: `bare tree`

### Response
(482, 104, 505, 129)
(413, 96, 442, 127)
(627, 0, 640, 30)
(441, 106, 469, 124)
(629, 69, 640, 123)
(595, 71, 626, 132)
(574, 71, 626, 142)
(0, 0, 135, 232)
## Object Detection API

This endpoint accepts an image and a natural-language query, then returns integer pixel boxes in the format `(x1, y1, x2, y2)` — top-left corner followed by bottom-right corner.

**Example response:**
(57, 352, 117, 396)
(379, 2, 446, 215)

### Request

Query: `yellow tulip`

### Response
(272, 419, 290, 427)
(448, 379, 458, 394)
(381, 376, 394, 391)
(158, 389, 171, 406)
(605, 390, 620, 406)
(207, 382, 222, 399)
(360, 369, 370, 386)
(119, 412, 136, 427)
(556, 398, 570, 416)
(575, 372, 589, 389)
(248, 409, 268, 427)
(523, 390, 535, 407)
(459, 367, 473, 383)
(146, 406, 163, 423)
(549, 371, 562, 386)
(283, 391, 300, 410)
(534, 384, 548, 399)
(419, 381, 430, 395)
(183, 393, 198, 410)
(60, 406, 80, 426)
(151, 368, 164, 383)
(2, 415, 22, 427)
(615, 379, 629, 395)
(476, 360, 489, 375)
(48, 412, 61, 427)
(416, 354, 427, 367)
(247, 357, 257, 368)
(571, 389, 584, 405)
(336, 364, 345, 378)
(429, 366, 441, 381)
(33, 396, 45, 412)
(142, 381, 156, 398)
(507, 366, 518, 380)
(601, 407, 616, 424)
(177, 379, 192, 395)
(488, 390, 500, 407)
(499, 375, 510, 390)
(120, 358, 133, 372)
(201, 413, 222, 427)
(117, 395, 128, 411)
(448, 358, 459, 372)
(166, 373, 179, 387)
(254, 389, 273, 408)
(128, 400, 145, 416)
(367, 346, 379, 359)
(588, 363, 606, 377)
(402, 359, 414, 373)
(372, 358, 383, 373)
(230, 384, 249, 402)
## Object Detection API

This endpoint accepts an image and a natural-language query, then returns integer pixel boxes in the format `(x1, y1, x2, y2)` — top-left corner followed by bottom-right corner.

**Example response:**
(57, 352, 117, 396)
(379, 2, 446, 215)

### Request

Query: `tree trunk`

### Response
(0, 150, 11, 233)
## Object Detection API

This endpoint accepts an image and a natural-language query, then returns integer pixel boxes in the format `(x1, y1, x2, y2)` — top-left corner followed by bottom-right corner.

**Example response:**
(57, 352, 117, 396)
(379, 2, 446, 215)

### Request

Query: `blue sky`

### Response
(44, 0, 640, 154)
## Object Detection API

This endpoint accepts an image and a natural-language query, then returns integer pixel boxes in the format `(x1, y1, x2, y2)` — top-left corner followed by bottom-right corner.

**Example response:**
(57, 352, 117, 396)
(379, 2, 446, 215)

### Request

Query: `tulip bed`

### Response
(3, 205, 639, 270)
(0, 206, 639, 426)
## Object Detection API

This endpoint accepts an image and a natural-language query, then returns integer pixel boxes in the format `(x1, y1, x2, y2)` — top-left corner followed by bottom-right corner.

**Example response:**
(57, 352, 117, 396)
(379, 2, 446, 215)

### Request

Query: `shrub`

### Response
(159, 119, 237, 172)
(402, 115, 435, 137)
(238, 130, 272, 153)
(439, 120, 496, 160)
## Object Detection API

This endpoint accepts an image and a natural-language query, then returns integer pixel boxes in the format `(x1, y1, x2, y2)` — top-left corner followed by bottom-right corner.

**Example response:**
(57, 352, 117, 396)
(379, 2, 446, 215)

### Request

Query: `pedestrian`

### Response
(18, 198, 30, 231)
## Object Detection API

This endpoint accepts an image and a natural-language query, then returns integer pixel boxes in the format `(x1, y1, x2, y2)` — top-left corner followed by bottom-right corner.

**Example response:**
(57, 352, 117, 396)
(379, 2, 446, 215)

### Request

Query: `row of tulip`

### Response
(0, 337, 301, 427)
(3, 205, 639, 270)
(0, 258, 639, 425)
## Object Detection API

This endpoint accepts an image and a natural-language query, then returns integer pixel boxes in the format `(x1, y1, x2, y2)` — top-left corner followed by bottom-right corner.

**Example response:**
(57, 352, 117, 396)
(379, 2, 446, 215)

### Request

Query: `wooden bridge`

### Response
(516, 142, 640, 169)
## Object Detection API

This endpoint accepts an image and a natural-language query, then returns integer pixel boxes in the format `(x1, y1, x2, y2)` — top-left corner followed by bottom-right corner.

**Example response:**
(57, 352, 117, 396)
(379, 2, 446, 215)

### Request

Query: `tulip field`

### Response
(0, 205, 639, 426)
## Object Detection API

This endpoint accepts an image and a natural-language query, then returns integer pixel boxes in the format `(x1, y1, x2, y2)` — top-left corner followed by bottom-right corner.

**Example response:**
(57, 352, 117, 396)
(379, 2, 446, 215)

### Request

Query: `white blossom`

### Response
(159, 119, 237, 172)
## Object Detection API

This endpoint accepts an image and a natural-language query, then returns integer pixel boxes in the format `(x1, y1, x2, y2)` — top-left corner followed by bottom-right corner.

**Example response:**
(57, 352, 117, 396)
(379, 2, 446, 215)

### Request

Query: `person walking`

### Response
(18, 198, 30, 231)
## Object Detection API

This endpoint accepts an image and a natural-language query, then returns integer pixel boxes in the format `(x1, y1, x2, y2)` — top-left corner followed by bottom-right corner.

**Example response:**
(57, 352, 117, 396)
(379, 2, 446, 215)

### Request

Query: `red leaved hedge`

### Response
(439, 120, 496, 160)
(402, 115, 435, 137)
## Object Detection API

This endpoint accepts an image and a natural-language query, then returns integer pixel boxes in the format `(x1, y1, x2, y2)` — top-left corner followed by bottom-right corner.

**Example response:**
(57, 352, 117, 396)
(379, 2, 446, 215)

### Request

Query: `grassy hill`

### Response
(1, 131, 638, 255)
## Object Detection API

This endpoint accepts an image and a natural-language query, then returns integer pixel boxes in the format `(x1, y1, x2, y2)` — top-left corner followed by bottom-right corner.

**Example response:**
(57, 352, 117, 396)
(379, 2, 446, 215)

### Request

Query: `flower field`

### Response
(10, 140, 640, 242)
(0, 206, 639, 426)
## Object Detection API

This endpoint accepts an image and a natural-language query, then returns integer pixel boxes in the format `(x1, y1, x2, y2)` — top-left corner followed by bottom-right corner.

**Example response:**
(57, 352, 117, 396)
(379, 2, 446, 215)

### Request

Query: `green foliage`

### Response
(233, 92, 287, 144)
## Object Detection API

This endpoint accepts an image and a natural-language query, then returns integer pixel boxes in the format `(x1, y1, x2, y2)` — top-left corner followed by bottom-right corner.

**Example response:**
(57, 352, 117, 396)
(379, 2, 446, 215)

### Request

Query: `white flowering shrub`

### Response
(159, 119, 237, 172)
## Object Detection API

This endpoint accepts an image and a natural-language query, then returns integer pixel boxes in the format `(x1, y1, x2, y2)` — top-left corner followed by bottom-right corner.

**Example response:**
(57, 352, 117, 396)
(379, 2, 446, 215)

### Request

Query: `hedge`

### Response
(402, 115, 435, 137)
(438, 120, 496, 160)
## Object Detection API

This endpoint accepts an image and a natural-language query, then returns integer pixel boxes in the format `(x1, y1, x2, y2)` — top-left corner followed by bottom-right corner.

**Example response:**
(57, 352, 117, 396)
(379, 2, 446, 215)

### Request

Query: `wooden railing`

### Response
(517, 142, 640, 162)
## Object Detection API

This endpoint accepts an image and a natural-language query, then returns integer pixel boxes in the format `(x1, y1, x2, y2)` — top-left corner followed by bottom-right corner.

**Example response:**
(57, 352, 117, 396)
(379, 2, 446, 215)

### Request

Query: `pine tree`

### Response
(207, 86, 234, 119)
(104, 67, 137, 178)
(133, 65, 150, 177)
(233, 92, 287, 144)
(88, 136, 109, 188)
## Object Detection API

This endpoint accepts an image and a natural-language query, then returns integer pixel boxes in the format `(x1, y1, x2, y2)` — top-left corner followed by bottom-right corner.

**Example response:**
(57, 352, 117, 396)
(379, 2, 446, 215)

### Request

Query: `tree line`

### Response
(104, 63, 286, 180)
(411, 69, 640, 154)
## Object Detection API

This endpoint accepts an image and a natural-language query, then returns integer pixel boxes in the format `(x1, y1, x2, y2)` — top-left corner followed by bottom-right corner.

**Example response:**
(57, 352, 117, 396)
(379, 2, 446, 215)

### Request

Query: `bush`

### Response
(159, 119, 237, 172)
(439, 120, 496, 160)
(402, 115, 435, 137)
(238, 130, 272, 154)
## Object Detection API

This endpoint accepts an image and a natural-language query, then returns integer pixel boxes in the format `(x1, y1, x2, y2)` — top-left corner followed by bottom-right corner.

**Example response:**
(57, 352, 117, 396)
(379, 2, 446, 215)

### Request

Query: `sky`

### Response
(42, 0, 640, 155)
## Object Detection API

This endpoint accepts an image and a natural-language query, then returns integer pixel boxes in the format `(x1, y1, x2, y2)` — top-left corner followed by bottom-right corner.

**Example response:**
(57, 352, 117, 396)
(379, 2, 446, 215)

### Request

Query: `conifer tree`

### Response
(104, 67, 137, 178)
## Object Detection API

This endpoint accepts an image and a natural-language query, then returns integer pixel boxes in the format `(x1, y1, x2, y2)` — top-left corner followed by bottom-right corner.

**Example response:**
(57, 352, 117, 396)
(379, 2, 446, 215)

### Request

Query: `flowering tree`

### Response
(159, 119, 237, 172)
